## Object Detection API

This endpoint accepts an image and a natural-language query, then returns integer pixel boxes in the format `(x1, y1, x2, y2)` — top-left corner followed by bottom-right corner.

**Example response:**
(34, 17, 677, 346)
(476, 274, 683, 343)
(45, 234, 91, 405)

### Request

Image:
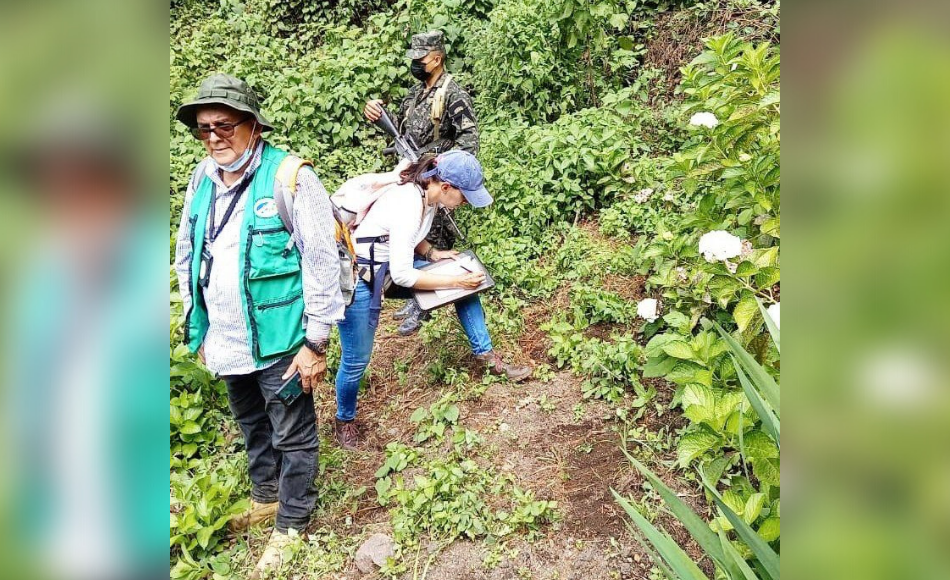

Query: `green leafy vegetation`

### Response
(170, 0, 779, 576)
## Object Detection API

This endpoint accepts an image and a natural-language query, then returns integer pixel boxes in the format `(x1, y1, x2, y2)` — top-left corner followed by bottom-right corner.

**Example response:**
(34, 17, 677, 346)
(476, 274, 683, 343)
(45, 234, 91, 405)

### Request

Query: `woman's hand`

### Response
(430, 249, 460, 261)
(455, 272, 486, 289)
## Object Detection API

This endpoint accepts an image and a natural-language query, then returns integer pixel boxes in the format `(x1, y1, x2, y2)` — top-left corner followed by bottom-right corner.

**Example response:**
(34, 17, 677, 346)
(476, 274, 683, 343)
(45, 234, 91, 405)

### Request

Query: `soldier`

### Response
(364, 30, 480, 335)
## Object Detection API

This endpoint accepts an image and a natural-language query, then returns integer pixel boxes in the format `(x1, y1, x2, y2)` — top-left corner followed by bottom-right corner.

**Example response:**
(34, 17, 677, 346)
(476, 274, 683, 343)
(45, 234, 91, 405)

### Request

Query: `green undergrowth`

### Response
(170, 0, 779, 576)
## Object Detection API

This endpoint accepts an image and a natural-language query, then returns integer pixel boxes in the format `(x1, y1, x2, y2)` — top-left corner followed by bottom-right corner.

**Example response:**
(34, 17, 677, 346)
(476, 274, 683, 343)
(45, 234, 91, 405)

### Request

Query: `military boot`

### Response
(397, 302, 430, 336)
(249, 528, 297, 579)
(475, 351, 533, 382)
(392, 299, 417, 321)
(228, 499, 279, 533)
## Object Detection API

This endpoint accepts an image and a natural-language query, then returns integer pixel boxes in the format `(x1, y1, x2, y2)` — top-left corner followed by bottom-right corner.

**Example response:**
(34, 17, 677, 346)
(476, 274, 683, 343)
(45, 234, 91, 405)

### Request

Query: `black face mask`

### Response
(410, 59, 430, 81)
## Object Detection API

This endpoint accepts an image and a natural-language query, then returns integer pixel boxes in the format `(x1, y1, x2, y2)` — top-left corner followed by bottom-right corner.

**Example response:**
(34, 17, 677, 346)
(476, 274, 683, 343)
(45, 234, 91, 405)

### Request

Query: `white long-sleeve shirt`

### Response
(351, 183, 436, 288)
(174, 142, 345, 375)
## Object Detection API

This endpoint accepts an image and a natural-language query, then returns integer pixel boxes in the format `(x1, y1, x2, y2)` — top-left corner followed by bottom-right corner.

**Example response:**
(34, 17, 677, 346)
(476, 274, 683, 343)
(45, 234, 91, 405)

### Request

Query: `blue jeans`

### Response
(220, 355, 318, 531)
(334, 258, 493, 421)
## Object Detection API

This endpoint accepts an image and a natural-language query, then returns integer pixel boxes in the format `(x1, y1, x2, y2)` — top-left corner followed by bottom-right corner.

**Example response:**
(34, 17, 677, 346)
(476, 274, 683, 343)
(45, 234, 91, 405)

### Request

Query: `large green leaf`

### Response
(664, 341, 696, 360)
(678, 430, 721, 466)
(733, 293, 759, 333)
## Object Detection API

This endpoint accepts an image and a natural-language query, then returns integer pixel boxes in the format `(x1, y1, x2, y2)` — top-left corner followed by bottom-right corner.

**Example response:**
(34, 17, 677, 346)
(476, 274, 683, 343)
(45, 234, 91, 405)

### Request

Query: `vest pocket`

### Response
(247, 227, 301, 279)
(245, 226, 306, 359)
(252, 291, 305, 359)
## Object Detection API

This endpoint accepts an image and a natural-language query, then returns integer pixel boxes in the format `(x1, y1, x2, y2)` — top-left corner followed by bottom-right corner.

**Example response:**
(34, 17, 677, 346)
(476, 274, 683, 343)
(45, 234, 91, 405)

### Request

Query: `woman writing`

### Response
(333, 150, 532, 450)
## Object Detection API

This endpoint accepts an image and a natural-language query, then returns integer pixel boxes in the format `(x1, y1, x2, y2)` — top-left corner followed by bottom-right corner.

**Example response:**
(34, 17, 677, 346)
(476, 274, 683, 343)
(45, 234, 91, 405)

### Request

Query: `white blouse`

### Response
(351, 183, 437, 287)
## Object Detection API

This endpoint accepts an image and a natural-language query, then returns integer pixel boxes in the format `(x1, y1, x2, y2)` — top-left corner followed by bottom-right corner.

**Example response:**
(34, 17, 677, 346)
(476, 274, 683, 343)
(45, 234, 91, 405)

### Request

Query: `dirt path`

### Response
(307, 299, 709, 579)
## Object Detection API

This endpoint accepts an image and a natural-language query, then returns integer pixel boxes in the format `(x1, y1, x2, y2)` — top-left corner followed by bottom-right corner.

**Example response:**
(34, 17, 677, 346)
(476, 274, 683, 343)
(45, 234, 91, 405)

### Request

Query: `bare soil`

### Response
(301, 292, 712, 579)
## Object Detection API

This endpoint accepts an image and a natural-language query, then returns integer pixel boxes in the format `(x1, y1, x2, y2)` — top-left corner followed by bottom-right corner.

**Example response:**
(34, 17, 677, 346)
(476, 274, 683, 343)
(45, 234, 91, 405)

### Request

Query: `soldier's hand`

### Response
(364, 99, 384, 122)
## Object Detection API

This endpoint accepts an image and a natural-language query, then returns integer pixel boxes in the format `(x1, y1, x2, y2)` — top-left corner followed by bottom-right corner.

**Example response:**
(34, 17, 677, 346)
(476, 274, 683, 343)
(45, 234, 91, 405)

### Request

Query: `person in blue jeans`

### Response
(334, 150, 532, 450)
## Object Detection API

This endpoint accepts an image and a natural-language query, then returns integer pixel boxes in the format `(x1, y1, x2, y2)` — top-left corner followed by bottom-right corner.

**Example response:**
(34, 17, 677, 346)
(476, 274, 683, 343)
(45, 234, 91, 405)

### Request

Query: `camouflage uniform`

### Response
(392, 30, 479, 250)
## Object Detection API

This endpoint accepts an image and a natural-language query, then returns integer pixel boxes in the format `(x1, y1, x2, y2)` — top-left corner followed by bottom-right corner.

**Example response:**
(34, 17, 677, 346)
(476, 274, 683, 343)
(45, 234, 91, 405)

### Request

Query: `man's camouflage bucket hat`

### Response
(176, 73, 274, 132)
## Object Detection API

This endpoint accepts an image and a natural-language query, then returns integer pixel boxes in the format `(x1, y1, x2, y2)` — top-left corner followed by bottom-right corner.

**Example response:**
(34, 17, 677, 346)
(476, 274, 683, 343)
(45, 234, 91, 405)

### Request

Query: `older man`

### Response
(364, 30, 480, 336)
(173, 73, 344, 578)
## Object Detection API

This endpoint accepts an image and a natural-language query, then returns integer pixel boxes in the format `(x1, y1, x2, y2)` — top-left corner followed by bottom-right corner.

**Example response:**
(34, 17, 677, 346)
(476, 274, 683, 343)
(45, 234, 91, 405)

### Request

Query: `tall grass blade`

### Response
(621, 449, 728, 569)
(734, 360, 780, 446)
(718, 527, 761, 580)
(699, 475, 780, 580)
(713, 322, 780, 411)
(756, 299, 780, 353)
(612, 489, 709, 580)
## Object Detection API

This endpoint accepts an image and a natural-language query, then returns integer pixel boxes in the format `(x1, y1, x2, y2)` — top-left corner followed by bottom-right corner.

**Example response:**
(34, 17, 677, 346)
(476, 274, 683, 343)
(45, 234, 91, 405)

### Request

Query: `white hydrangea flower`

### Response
(663, 191, 675, 202)
(689, 111, 719, 128)
(634, 188, 654, 203)
(637, 298, 659, 322)
(766, 303, 780, 329)
(698, 230, 743, 263)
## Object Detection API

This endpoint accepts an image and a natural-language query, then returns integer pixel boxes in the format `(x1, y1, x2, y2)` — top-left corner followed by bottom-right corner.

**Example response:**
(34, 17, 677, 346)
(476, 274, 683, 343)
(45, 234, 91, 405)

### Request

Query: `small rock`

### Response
(355, 533, 395, 574)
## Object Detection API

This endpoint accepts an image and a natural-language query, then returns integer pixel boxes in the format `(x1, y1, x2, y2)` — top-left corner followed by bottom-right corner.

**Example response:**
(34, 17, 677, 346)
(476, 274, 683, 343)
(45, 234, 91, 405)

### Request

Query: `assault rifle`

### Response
(371, 105, 464, 241)
(373, 106, 420, 163)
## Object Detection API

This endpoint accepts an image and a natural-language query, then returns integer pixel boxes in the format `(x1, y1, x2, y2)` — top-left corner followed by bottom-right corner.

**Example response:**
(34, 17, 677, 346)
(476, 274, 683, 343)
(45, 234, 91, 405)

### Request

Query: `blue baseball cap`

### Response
(423, 150, 493, 208)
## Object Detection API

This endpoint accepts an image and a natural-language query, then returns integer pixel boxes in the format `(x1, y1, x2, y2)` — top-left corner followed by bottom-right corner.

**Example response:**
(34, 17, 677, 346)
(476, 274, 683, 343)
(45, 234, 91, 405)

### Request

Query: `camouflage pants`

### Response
(425, 210, 456, 250)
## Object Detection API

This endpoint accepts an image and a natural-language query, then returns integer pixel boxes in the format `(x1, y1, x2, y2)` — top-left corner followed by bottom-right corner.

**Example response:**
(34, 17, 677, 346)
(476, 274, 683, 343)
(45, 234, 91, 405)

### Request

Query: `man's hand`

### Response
(197, 344, 206, 365)
(364, 99, 384, 122)
(282, 346, 327, 394)
(430, 249, 460, 261)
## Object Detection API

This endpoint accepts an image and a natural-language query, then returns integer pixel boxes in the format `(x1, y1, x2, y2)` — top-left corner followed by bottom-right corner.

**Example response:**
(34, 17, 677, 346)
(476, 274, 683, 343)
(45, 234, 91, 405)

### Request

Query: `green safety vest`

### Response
(184, 143, 306, 363)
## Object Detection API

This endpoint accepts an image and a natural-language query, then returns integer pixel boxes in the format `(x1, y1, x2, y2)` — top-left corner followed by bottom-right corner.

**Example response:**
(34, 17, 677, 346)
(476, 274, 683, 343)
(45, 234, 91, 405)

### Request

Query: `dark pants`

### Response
(221, 355, 318, 531)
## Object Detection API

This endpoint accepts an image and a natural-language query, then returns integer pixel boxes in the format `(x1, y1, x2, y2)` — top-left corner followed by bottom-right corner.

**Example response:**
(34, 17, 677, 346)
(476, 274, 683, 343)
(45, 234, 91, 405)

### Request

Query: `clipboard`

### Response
(413, 249, 495, 312)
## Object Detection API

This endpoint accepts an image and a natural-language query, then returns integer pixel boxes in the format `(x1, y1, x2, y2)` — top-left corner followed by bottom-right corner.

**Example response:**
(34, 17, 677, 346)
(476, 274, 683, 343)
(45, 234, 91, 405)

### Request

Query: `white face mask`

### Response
(212, 121, 257, 172)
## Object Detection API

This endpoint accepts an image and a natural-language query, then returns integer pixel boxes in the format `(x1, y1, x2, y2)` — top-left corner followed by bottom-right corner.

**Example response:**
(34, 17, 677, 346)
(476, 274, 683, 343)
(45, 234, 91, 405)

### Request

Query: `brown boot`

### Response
(334, 419, 359, 451)
(476, 351, 533, 382)
(248, 528, 298, 579)
(227, 499, 279, 533)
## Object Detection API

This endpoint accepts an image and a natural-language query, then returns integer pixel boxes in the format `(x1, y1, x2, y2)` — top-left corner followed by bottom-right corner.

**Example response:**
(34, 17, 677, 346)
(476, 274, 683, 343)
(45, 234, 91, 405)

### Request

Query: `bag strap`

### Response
(187, 158, 213, 198)
(431, 73, 453, 143)
(273, 155, 313, 235)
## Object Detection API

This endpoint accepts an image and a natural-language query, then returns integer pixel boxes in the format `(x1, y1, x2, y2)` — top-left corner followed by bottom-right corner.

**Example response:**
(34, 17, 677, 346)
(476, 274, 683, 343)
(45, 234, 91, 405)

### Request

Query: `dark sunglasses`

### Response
(191, 117, 252, 141)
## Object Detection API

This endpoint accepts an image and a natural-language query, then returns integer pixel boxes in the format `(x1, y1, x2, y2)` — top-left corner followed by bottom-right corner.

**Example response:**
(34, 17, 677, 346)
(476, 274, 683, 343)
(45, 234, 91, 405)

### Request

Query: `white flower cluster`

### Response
(634, 188, 654, 203)
(766, 303, 780, 329)
(637, 298, 659, 322)
(689, 111, 719, 128)
(698, 230, 743, 263)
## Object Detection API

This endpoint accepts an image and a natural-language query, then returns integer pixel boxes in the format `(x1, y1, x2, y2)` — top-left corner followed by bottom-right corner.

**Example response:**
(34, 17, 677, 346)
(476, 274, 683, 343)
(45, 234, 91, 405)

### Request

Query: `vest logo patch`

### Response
(254, 198, 279, 219)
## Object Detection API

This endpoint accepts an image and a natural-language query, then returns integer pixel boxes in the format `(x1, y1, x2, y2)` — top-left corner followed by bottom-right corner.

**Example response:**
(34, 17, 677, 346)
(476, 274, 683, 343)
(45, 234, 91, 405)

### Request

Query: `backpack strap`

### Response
(273, 155, 313, 235)
(187, 158, 213, 197)
(431, 73, 453, 143)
